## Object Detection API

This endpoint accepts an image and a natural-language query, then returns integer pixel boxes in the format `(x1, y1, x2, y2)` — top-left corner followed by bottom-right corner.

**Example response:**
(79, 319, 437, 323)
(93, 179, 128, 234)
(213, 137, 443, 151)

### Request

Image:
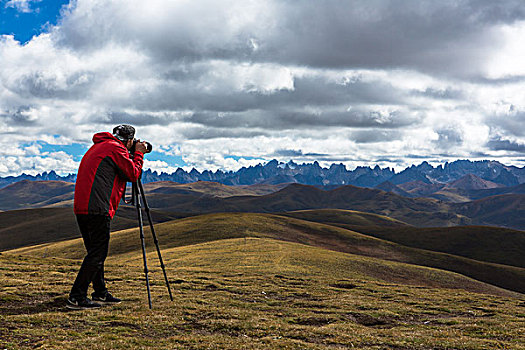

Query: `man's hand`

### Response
(134, 140, 148, 154)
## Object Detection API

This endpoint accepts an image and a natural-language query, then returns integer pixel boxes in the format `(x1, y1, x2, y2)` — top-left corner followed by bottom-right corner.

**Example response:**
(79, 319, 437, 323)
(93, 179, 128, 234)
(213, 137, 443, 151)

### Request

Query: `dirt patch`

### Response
(330, 282, 357, 290)
(291, 316, 335, 326)
(345, 312, 397, 328)
(203, 283, 219, 291)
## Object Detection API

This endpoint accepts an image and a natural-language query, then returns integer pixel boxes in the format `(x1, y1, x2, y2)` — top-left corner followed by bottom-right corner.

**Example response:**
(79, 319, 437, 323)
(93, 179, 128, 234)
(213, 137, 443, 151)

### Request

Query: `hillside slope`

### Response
(281, 209, 525, 268)
(13, 213, 525, 294)
(142, 183, 470, 227)
(3, 180, 524, 229)
(0, 180, 74, 210)
(2, 238, 523, 349)
(280, 209, 410, 230)
(454, 194, 525, 229)
(0, 206, 184, 251)
(143, 181, 287, 197)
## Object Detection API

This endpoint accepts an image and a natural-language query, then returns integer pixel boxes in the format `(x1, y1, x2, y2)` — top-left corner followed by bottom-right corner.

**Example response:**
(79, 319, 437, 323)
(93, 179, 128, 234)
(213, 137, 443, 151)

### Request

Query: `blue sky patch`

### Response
(0, 0, 70, 43)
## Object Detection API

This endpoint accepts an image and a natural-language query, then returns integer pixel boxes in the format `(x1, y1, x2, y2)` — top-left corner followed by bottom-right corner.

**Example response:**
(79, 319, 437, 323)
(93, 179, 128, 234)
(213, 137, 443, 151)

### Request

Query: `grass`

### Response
(0, 206, 182, 251)
(1, 237, 525, 350)
(143, 181, 287, 197)
(2, 210, 525, 349)
(280, 209, 410, 228)
(11, 212, 525, 294)
(280, 209, 525, 268)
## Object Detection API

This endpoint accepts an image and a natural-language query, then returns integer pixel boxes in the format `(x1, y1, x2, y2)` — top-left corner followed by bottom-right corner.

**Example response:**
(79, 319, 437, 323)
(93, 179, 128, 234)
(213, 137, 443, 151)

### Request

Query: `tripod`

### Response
(129, 178, 173, 309)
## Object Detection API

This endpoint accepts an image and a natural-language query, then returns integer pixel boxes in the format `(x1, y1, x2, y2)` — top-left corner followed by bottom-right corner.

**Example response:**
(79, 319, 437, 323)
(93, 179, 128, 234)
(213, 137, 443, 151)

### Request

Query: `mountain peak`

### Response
(446, 173, 503, 190)
(416, 161, 433, 171)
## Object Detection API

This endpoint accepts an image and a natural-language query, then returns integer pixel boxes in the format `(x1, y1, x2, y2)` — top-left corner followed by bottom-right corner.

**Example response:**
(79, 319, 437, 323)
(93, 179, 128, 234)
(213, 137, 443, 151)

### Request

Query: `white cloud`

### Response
(142, 160, 179, 175)
(485, 21, 525, 79)
(0, 152, 78, 176)
(4, 0, 39, 13)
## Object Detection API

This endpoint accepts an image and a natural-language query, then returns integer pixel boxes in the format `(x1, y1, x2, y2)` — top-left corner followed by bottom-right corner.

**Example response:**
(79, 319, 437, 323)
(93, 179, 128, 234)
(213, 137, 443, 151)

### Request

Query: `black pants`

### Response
(69, 214, 111, 299)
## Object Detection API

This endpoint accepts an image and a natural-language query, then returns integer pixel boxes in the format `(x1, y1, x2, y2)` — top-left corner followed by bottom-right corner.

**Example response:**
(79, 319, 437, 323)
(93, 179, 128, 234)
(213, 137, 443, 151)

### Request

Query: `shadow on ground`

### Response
(0, 295, 75, 315)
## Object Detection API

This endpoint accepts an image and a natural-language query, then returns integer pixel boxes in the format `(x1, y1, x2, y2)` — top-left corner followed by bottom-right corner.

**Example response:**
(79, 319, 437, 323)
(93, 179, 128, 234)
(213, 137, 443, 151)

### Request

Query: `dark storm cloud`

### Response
(57, 1, 525, 76)
(125, 74, 409, 114)
(7, 71, 95, 99)
(412, 87, 465, 100)
(256, 0, 525, 75)
(471, 75, 525, 85)
(273, 149, 330, 158)
(486, 107, 525, 137)
(265, 76, 407, 107)
(349, 130, 404, 143)
(487, 138, 525, 153)
(406, 154, 436, 159)
(96, 111, 177, 126)
(182, 126, 269, 140)
(186, 107, 420, 131)
(0, 106, 38, 126)
(434, 128, 464, 148)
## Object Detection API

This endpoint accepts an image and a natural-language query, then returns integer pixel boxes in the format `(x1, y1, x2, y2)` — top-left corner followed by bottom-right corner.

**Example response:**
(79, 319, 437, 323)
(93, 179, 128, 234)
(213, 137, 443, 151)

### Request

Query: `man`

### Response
(67, 124, 148, 309)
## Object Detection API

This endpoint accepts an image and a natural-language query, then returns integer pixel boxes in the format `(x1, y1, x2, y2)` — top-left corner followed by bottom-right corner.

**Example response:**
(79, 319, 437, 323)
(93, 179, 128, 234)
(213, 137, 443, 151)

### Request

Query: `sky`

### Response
(1, 0, 524, 176)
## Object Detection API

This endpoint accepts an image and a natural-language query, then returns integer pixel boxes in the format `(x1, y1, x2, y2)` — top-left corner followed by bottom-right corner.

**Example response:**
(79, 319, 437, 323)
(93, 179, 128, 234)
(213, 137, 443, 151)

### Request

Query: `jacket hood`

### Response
(93, 132, 121, 144)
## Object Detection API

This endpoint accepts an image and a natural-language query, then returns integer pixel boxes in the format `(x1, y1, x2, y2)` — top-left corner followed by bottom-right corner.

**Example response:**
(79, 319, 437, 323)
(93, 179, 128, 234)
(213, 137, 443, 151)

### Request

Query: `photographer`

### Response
(67, 124, 148, 310)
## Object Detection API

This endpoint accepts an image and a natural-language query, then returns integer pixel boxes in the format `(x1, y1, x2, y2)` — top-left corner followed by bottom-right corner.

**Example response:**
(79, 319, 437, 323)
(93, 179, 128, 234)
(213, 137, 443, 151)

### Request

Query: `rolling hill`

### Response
(279, 208, 411, 230)
(2, 236, 524, 349)
(13, 212, 525, 294)
(142, 181, 287, 197)
(280, 209, 525, 269)
(0, 180, 75, 210)
(420, 175, 508, 203)
(0, 180, 287, 211)
(3, 208, 524, 349)
(142, 183, 471, 227)
(453, 194, 525, 229)
(2, 180, 525, 230)
(389, 176, 525, 203)
(466, 182, 525, 200)
(0, 206, 185, 251)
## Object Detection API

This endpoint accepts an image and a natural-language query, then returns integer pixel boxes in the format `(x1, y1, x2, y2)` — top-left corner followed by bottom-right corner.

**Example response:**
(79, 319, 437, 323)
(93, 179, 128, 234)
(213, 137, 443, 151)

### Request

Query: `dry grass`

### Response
(2, 211, 525, 349)
(12, 213, 525, 294)
(1, 237, 525, 349)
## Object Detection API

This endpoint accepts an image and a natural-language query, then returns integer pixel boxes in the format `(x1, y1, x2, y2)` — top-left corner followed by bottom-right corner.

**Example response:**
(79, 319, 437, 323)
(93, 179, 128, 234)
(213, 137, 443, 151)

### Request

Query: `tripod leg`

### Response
(134, 182, 153, 309)
(138, 180, 174, 301)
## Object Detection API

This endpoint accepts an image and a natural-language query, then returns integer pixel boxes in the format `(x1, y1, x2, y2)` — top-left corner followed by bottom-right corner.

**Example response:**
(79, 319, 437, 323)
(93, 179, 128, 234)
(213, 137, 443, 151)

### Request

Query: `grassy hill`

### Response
(138, 183, 472, 227)
(2, 236, 524, 349)
(12, 213, 525, 294)
(3, 180, 525, 229)
(143, 181, 287, 197)
(454, 194, 525, 229)
(353, 225, 525, 269)
(280, 209, 525, 269)
(0, 180, 75, 210)
(467, 182, 525, 199)
(280, 208, 411, 230)
(0, 206, 185, 251)
(0, 180, 286, 211)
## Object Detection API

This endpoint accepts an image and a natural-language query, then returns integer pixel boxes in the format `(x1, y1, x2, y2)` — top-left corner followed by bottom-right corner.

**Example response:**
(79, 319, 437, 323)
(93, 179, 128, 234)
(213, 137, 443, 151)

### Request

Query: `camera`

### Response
(131, 139, 152, 154)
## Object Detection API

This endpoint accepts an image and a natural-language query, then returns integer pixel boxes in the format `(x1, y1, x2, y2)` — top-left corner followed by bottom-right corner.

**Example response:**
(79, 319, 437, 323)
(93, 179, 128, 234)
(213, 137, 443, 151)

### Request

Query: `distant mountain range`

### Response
(1, 159, 524, 189)
(2, 179, 524, 230)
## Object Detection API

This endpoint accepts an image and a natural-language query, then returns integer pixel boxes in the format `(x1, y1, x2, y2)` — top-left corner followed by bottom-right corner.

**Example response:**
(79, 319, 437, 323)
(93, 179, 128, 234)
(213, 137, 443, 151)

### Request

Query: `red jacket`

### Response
(74, 132, 144, 218)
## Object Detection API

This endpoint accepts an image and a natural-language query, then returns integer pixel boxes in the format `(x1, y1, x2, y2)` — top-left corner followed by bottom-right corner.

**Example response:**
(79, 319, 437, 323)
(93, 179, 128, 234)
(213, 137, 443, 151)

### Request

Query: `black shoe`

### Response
(66, 296, 102, 310)
(92, 291, 121, 304)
